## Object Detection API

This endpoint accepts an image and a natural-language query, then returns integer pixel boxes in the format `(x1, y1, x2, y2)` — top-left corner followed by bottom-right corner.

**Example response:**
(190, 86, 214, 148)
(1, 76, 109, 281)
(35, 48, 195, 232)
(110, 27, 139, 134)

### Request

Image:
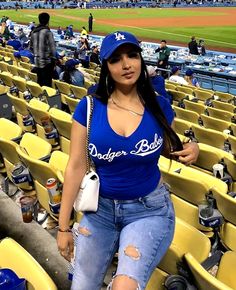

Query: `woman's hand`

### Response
(171, 142, 199, 165)
(57, 231, 74, 262)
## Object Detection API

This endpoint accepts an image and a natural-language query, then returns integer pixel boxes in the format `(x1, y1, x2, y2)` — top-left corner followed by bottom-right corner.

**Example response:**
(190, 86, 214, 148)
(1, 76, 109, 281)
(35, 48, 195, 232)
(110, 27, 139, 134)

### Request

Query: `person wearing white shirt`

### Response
(169, 66, 189, 85)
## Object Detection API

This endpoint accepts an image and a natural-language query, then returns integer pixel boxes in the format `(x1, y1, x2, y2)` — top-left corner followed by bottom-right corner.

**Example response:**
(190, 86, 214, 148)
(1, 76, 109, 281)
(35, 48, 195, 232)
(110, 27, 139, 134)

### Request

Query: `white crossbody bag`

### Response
(73, 96, 100, 212)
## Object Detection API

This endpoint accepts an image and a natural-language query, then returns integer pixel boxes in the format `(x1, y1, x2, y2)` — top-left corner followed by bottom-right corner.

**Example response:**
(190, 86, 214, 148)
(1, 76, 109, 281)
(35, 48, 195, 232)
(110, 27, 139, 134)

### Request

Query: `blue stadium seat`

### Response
(200, 76, 213, 90)
(212, 78, 229, 93)
(228, 81, 236, 96)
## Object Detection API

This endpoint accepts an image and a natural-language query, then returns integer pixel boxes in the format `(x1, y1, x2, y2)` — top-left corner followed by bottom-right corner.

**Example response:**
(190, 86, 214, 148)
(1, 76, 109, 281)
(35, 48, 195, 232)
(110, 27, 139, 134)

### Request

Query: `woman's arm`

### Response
(57, 120, 87, 261)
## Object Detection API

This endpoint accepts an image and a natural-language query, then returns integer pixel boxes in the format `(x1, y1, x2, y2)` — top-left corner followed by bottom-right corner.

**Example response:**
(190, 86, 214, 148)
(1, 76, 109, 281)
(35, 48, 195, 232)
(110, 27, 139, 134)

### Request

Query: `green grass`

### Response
(1, 8, 236, 50)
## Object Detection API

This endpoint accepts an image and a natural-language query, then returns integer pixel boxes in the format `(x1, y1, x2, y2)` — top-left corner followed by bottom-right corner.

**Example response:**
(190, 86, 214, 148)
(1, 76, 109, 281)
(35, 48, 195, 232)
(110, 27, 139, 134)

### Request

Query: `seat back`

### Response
(201, 114, 230, 133)
(0, 237, 57, 290)
(159, 217, 211, 274)
(54, 80, 71, 95)
(27, 98, 50, 125)
(64, 95, 79, 114)
(49, 108, 72, 139)
(0, 71, 13, 87)
(0, 118, 22, 140)
(173, 106, 200, 124)
(192, 124, 227, 149)
(212, 100, 235, 113)
(194, 89, 214, 101)
(12, 76, 27, 93)
(228, 135, 236, 155)
(70, 85, 87, 100)
(26, 81, 43, 98)
(184, 252, 233, 290)
(172, 118, 192, 135)
(207, 107, 234, 122)
(183, 99, 206, 115)
(20, 132, 51, 160)
(176, 85, 194, 95)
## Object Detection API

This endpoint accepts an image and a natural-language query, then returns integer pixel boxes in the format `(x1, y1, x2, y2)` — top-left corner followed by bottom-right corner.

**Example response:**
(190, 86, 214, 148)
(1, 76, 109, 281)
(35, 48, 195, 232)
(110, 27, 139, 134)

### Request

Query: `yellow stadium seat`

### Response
(185, 251, 236, 290)
(173, 106, 200, 124)
(207, 107, 234, 123)
(64, 95, 80, 114)
(176, 85, 195, 95)
(12, 76, 27, 93)
(165, 83, 176, 91)
(49, 107, 72, 154)
(0, 237, 57, 290)
(70, 84, 87, 100)
(7, 64, 19, 76)
(201, 114, 231, 133)
(172, 118, 193, 135)
(212, 100, 235, 113)
(228, 135, 236, 155)
(0, 71, 13, 87)
(214, 92, 234, 102)
(194, 89, 214, 102)
(183, 99, 206, 115)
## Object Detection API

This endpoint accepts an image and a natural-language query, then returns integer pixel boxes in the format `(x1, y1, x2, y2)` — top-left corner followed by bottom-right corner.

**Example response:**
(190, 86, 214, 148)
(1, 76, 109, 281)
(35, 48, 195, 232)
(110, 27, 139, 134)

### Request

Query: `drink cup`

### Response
(49, 201, 61, 216)
(212, 163, 224, 179)
(20, 196, 36, 223)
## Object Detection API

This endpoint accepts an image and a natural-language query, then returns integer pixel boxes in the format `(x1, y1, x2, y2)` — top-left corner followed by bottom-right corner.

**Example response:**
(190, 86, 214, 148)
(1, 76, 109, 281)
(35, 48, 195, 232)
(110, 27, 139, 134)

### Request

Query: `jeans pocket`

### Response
(139, 184, 169, 211)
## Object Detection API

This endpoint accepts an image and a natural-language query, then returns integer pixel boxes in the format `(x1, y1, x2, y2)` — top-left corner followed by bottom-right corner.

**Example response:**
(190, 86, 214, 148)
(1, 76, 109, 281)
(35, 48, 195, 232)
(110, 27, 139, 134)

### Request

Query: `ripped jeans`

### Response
(71, 183, 175, 290)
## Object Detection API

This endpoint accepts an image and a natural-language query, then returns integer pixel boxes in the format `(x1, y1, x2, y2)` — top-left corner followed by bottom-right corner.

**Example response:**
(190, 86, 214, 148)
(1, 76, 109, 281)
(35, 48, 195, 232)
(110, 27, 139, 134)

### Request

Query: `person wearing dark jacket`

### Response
(30, 12, 56, 87)
(88, 13, 93, 32)
(188, 36, 199, 55)
(90, 45, 100, 66)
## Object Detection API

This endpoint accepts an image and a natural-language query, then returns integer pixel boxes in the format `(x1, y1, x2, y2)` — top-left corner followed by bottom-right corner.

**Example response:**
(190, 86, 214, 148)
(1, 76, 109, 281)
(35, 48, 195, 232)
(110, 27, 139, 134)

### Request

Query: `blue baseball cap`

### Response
(65, 59, 80, 69)
(100, 31, 142, 62)
(0, 268, 26, 290)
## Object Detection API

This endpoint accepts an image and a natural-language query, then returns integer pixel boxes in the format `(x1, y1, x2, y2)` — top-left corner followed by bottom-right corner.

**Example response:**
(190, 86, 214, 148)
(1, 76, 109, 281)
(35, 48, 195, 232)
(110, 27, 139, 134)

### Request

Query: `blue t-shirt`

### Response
(73, 96, 174, 200)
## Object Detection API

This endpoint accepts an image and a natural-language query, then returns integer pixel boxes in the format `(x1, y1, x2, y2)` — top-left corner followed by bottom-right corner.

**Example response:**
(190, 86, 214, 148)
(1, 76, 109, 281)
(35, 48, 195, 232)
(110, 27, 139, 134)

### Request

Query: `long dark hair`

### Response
(62, 66, 74, 84)
(95, 52, 183, 157)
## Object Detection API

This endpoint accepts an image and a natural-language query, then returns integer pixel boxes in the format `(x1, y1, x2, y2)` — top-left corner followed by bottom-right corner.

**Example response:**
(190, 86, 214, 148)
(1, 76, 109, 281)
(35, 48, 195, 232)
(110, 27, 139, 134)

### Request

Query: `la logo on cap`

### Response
(114, 32, 125, 41)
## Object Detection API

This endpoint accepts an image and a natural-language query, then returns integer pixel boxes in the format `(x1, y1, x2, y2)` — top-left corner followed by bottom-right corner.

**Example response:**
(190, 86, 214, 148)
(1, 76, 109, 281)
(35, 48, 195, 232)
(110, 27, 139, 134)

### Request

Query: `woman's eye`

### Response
(108, 57, 120, 64)
(129, 52, 139, 58)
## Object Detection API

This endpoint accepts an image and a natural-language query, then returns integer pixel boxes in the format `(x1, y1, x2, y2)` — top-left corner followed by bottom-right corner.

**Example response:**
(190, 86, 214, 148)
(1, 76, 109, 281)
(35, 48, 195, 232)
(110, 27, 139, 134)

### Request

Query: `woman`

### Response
(59, 59, 85, 87)
(57, 31, 199, 290)
(74, 35, 90, 68)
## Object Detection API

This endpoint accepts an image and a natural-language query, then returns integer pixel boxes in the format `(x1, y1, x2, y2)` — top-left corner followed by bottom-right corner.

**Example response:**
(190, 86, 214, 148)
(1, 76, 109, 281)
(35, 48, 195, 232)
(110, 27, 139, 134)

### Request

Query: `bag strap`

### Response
(85, 95, 94, 173)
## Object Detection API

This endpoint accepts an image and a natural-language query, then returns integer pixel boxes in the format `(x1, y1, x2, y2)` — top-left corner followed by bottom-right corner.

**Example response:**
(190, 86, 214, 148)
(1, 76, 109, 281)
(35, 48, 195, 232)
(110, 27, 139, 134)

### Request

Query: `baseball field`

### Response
(2, 7, 236, 52)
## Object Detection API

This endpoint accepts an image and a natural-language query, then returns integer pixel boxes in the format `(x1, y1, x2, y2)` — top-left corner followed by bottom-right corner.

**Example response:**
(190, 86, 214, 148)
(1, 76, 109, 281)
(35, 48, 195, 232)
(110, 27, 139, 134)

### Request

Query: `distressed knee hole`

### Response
(107, 274, 140, 290)
(78, 227, 91, 236)
(124, 245, 141, 260)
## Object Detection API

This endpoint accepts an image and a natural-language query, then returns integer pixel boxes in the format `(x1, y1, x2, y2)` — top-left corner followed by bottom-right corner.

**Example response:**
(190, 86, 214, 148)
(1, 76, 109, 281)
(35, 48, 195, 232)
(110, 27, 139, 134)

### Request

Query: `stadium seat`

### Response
(0, 71, 13, 87)
(191, 124, 227, 149)
(228, 81, 236, 96)
(84, 80, 95, 90)
(70, 85, 87, 100)
(17, 67, 29, 80)
(184, 251, 236, 290)
(176, 85, 195, 95)
(231, 123, 236, 136)
(0, 61, 9, 72)
(183, 99, 206, 115)
(165, 83, 176, 91)
(20, 61, 33, 71)
(49, 107, 72, 154)
(27, 98, 51, 142)
(201, 114, 231, 133)
(7, 64, 19, 76)
(0, 85, 12, 119)
(212, 79, 229, 93)
(214, 92, 234, 103)
(200, 77, 213, 90)
(172, 118, 193, 135)
(228, 135, 236, 155)
(146, 268, 168, 290)
(0, 118, 22, 173)
(159, 217, 211, 275)
(12, 76, 27, 94)
(168, 90, 188, 102)
(212, 100, 235, 113)
(0, 237, 57, 290)
(172, 106, 200, 124)
(15, 149, 68, 219)
(64, 95, 80, 114)
(0, 132, 51, 191)
(207, 107, 234, 123)
(194, 89, 214, 102)
(53, 79, 71, 105)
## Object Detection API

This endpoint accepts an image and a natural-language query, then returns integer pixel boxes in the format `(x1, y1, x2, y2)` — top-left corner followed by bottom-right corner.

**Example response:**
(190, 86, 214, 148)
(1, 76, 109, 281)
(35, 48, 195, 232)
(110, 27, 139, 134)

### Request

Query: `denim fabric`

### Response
(71, 183, 175, 290)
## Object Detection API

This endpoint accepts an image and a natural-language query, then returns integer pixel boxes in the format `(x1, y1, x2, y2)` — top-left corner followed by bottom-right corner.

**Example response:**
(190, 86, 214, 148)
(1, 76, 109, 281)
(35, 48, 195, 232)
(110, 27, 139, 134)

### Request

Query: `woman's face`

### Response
(107, 44, 141, 88)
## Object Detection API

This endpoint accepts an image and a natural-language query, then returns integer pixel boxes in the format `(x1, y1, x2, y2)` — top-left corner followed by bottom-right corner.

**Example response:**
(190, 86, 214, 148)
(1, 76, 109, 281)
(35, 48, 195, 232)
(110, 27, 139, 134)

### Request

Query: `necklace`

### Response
(111, 97, 144, 117)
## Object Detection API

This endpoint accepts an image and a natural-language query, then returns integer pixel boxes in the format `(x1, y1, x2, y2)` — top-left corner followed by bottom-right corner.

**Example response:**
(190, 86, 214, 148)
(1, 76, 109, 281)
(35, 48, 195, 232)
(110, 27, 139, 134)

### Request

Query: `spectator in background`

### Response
(17, 27, 28, 44)
(90, 45, 100, 65)
(169, 66, 189, 85)
(68, 24, 74, 38)
(147, 65, 172, 103)
(188, 36, 199, 55)
(75, 35, 90, 68)
(59, 59, 85, 87)
(80, 26, 88, 38)
(88, 13, 93, 32)
(14, 41, 34, 64)
(0, 22, 10, 41)
(155, 40, 170, 78)
(7, 37, 22, 50)
(30, 12, 56, 87)
(184, 69, 200, 87)
(57, 26, 63, 35)
(198, 39, 206, 56)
